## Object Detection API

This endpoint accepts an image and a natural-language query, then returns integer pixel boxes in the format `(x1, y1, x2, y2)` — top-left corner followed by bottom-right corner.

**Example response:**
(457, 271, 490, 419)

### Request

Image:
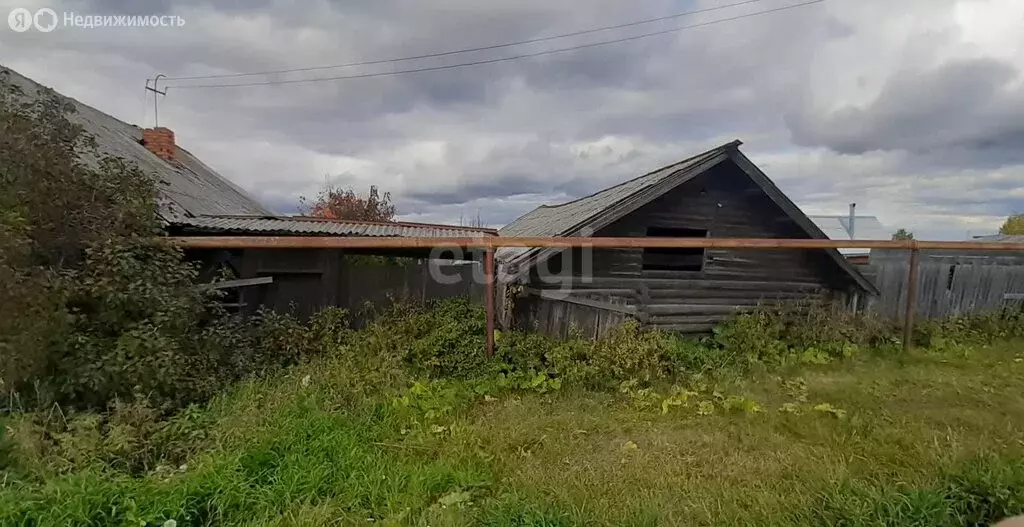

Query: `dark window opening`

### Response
(642, 227, 707, 272)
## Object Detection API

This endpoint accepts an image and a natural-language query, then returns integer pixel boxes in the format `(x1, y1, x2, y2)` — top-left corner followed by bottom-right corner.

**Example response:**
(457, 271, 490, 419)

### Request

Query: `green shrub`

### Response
(587, 320, 673, 385)
(0, 79, 332, 412)
(782, 301, 896, 354)
(496, 321, 683, 389)
(917, 308, 1024, 351)
(0, 85, 159, 399)
(357, 298, 489, 379)
(712, 307, 789, 364)
(50, 238, 235, 409)
(661, 334, 740, 374)
(406, 298, 488, 378)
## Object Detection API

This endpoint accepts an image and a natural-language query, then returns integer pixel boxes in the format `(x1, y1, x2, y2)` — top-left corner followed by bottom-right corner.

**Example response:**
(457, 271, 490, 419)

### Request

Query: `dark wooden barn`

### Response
(173, 216, 496, 319)
(497, 140, 878, 338)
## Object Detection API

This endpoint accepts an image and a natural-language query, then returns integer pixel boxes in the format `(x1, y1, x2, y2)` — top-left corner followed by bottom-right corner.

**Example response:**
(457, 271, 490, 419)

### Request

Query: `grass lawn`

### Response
(4, 341, 1024, 526)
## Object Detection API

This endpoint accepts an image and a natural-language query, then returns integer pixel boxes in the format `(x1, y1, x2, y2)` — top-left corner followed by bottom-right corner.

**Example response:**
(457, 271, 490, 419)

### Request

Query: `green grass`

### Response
(4, 342, 1024, 525)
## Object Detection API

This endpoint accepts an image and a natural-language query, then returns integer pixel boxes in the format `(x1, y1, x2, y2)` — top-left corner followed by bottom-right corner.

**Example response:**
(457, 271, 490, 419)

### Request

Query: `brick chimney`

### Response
(142, 127, 176, 162)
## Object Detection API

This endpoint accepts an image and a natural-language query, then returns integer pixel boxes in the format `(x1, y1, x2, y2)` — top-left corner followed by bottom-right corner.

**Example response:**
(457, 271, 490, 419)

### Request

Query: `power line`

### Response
(164, 0, 777, 82)
(167, 0, 823, 89)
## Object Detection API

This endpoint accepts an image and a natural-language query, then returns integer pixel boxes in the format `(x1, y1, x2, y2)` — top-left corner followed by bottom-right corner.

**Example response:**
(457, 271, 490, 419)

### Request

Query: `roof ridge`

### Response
(195, 214, 499, 234)
(535, 140, 741, 210)
(808, 214, 881, 219)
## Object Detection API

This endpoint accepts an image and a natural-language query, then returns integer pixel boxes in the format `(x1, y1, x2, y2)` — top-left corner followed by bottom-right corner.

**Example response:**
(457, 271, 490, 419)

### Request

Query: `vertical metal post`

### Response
(484, 248, 495, 357)
(902, 244, 920, 351)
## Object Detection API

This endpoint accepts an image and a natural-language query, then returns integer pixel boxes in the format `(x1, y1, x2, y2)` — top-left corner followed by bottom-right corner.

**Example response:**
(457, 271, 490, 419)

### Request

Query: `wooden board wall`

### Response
(867, 250, 1024, 320)
(518, 161, 853, 337)
(233, 249, 483, 321)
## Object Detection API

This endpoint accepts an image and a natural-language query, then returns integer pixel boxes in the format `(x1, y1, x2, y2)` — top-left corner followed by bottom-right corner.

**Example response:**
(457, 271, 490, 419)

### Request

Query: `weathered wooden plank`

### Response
(646, 297, 784, 306)
(646, 289, 823, 300)
(648, 314, 733, 325)
(525, 288, 638, 316)
(531, 277, 825, 292)
(647, 323, 717, 334)
(647, 304, 744, 316)
(197, 276, 274, 291)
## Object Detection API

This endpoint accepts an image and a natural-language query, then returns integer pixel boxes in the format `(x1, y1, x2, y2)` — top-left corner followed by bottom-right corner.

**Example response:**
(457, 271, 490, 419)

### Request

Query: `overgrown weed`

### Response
(3, 297, 1024, 525)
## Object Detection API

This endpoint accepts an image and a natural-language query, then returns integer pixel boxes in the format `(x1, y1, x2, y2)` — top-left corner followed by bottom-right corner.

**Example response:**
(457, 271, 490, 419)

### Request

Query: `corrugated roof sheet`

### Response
(497, 142, 734, 265)
(1, 67, 271, 223)
(974, 234, 1024, 243)
(807, 215, 890, 255)
(176, 215, 498, 238)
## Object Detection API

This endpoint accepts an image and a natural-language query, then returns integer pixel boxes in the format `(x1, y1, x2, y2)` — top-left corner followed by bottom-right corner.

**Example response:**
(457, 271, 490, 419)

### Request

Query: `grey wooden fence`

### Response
(341, 260, 484, 326)
(865, 249, 1024, 320)
(343, 260, 483, 307)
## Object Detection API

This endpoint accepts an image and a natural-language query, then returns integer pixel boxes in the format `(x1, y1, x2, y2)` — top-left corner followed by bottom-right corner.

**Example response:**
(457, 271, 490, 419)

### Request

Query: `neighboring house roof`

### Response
(175, 215, 498, 238)
(807, 215, 890, 256)
(0, 66, 271, 223)
(498, 140, 878, 295)
(973, 234, 1024, 243)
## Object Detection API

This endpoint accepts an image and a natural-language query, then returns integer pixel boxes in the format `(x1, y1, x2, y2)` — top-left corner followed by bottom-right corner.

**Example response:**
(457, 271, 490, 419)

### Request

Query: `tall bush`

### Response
(0, 79, 311, 411)
(1, 83, 159, 401)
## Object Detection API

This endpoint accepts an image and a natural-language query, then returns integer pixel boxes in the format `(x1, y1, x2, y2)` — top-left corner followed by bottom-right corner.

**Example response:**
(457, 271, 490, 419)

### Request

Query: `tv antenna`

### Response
(144, 74, 167, 127)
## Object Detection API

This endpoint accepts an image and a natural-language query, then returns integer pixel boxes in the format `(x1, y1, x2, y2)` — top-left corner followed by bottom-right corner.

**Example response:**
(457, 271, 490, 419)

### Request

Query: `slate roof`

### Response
(175, 215, 498, 238)
(807, 215, 890, 256)
(498, 142, 735, 265)
(0, 66, 271, 223)
(497, 140, 878, 295)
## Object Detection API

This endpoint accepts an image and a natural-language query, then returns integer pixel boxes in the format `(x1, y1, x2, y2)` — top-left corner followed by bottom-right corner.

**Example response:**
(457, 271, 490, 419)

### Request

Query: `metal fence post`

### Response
(484, 248, 495, 357)
(902, 243, 920, 351)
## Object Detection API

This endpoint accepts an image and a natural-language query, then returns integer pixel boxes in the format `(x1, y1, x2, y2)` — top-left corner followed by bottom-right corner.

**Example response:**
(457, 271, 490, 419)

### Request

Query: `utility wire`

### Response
(164, 0, 777, 82)
(167, 0, 823, 89)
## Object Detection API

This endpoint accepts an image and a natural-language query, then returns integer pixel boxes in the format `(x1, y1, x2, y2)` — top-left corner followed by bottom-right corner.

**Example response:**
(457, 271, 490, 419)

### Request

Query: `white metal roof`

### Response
(807, 215, 890, 255)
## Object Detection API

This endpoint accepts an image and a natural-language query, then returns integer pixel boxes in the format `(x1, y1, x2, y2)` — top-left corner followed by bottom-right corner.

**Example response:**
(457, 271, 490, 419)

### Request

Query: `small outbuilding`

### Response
(497, 140, 878, 338)
(2, 66, 494, 319)
(173, 216, 496, 319)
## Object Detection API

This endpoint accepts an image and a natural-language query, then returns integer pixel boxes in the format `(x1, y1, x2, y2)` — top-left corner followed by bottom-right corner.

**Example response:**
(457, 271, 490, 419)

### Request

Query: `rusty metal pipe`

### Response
(484, 248, 495, 357)
(169, 236, 1024, 251)
(902, 246, 920, 351)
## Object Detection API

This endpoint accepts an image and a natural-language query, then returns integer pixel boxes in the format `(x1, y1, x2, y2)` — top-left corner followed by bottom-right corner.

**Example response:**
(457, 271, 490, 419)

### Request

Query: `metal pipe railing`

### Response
(170, 236, 1024, 355)
(169, 236, 1024, 251)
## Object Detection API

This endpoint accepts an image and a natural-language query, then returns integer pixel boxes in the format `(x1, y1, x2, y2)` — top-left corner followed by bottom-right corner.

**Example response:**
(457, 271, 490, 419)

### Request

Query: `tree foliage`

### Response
(0, 81, 315, 411)
(299, 184, 396, 222)
(999, 214, 1024, 235)
(1, 83, 161, 397)
(891, 228, 915, 240)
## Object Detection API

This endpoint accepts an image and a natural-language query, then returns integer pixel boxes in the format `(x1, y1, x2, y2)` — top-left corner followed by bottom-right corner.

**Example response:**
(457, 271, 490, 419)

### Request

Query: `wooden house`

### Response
(2, 66, 494, 319)
(497, 140, 878, 337)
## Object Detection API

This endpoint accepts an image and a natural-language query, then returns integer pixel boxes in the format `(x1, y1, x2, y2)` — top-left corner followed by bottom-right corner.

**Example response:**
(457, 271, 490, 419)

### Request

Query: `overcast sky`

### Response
(2, 0, 1022, 239)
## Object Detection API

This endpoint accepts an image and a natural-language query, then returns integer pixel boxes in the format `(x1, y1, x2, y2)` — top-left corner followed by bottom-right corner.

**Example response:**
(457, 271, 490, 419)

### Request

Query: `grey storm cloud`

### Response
(2, 0, 1023, 238)
(787, 57, 1024, 164)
